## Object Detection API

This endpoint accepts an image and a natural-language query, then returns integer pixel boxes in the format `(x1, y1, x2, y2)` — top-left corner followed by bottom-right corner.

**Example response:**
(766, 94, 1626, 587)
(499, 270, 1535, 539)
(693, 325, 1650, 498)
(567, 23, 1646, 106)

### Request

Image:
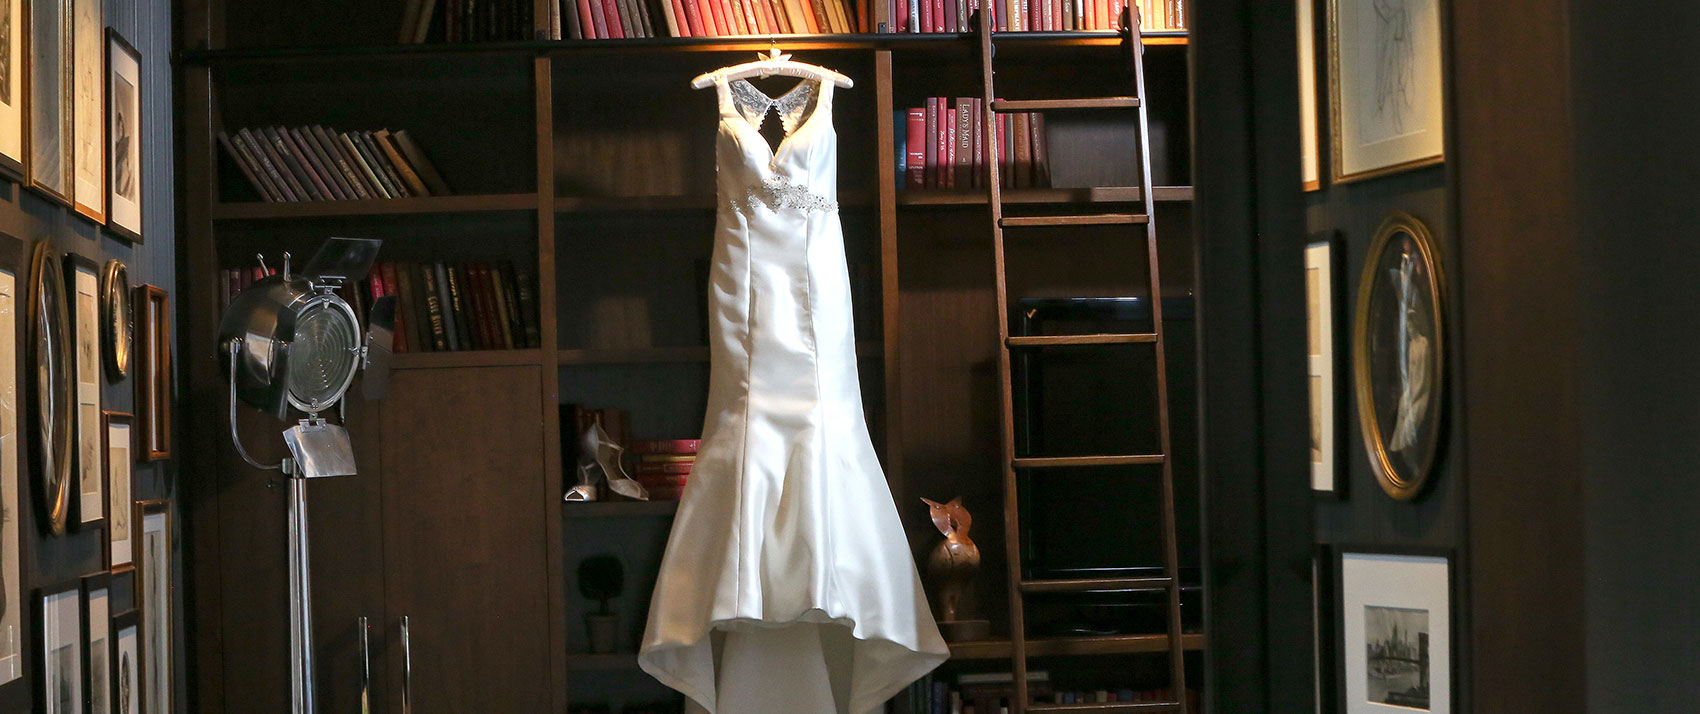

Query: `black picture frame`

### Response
(1332, 544, 1457, 714)
(1308, 231, 1349, 499)
(102, 29, 139, 244)
(33, 580, 81, 714)
(62, 252, 101, 530)
(102, 411, 133, 573)
(109, 610, 139, 714)
(78, 573, 109, 714)
(24, 0, 72, 206)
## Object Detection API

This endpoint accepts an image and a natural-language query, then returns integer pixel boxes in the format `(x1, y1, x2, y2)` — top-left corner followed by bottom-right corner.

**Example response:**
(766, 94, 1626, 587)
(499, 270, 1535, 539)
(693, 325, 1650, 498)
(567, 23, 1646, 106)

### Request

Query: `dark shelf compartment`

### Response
(554, 190, 876, 212)
(182, 31, 1188, 65)
(563, 501, 681, 517)
(212, 193, 539, 220)
(898, 186, 1193, 206)
(391, 349, 544, 370)
(558, 342, 881, 366)
(947, 633, 1205, 660)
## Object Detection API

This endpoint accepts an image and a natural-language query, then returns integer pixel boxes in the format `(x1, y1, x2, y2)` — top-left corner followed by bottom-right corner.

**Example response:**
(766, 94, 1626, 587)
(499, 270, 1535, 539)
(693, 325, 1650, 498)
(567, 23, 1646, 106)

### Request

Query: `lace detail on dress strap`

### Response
(728, 175, 837, 215)
(772, 83, 817, 135)
(727, 79, 819, 136)
(727, 79, 775, 131)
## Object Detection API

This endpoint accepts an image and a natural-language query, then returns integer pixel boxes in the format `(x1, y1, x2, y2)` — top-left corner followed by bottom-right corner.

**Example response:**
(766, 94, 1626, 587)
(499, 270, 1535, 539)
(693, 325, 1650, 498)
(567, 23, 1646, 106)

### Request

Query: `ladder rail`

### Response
(977, 6, 1188, 713)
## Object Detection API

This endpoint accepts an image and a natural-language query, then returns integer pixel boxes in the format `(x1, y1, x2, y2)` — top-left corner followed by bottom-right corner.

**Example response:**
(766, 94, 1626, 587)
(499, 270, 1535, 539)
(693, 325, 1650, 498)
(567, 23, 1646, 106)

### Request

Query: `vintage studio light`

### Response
(219, 236, 393, 714)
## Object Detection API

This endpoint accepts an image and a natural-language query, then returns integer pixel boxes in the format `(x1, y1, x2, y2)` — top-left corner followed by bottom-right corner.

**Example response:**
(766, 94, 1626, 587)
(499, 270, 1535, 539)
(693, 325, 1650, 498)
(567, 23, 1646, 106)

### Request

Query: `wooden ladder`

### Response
(974, 8, 1187, 713)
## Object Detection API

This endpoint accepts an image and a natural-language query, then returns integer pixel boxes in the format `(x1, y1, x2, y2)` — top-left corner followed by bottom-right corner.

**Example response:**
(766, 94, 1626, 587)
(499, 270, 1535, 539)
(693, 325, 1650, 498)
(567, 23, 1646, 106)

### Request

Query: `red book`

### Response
(472, 264, 501, 350)
(799, 0, 821, 31)
(575, 0, 599, 35)
(669, 0, 692, 33)
(749, 0, 771, 32)
(944, 106, 957, 190)
(924, 99, 938, 188)
(631, 438, 702, 454)
(1031, 112, 1051, 188)
(919, 0, 931, 32)
(971, 98, 984, 188)
(955, 98, 973, 189)
(602, 0, 627, 36)
(905, 108, 926, 189)
(704, 0, 727, 35)
(895, 0, 908, 32)
(587, 0, 611, 36)
(368, 262, 388, 302)
(934, 98, 949, 189)
(1013, 113, 1032, 188)
(635, 461, 696, 475)
(1109, 0, 1123, 28)
(682, 0, 708, 34)
(382, 263, 408, 352)
(931, 0, 945, 31)
(995, 112, 1010, 187)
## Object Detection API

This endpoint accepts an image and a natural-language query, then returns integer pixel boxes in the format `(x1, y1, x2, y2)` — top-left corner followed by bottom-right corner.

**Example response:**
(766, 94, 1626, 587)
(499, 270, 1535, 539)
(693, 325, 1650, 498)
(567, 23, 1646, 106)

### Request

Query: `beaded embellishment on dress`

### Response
(728, 175, 837, 215)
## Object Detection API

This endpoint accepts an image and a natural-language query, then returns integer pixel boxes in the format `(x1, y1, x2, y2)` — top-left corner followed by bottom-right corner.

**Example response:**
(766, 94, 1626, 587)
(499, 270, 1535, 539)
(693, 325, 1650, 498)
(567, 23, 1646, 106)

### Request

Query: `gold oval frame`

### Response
(1352, 212, 1446, 501)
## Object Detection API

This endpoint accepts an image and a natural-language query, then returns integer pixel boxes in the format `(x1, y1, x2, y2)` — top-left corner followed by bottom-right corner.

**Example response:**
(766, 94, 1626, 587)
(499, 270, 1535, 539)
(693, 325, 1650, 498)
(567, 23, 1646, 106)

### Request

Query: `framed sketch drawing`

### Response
(1327, 0, 1444, 182)
(103, 411, 131, 571)
(68, 0, 97, 221)
(26, 0, 71, 204)
(64, 253, 100, 527)
(1307, 236, 1345, 495)
(110, 611, 138, 714)
(35, 583, 82, 714)
(80, 575, 109, 714)
(0, 0, 24, 179)
(1353, 213, 1444, 500)
(1338, 550, 1451, 714)
(1298, 0, 1322, 191)
(136, 501, 169, 714)
(30, 242, 72, 534)
(133, 285, 166, 461)
(0, 233, 19, 688)
(103, 31, 138, 242)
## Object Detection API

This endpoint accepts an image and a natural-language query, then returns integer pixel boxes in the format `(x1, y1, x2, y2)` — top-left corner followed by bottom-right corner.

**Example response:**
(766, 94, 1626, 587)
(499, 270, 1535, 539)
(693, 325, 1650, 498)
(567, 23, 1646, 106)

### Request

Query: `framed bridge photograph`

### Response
(1337, 549, 1451, 714)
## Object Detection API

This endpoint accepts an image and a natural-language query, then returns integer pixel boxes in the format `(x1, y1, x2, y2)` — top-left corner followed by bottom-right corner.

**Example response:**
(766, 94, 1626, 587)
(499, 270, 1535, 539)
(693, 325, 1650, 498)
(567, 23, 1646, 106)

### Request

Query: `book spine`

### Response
(1014, 112, 1033, 188)
(748, 0, 768, 33)
(476, 264, 504, 349)
(311, 125, 372, 200)
(701, 0, 724, 34)
(515, 266, 541, 348)
(217, 131, 279, 202)
(382, 262, 410, 352)
(934, 98, 949, 188)
(995, 112, 1009, 187)
(799, 0, 822, 32)
(1031, 112, 1050, 188)
(1173, 0, 1181, 28)
(587, 0, 611, 39)
(434, 262, 461, 350)
(749, 0, 772, 33)
(376, 130, 431, 196)
(421, 264, 450, 351)
(1109, 0, 1122, 28)
(291, 127, 351, 200)
(658, 0, 680, 35)
(681, 0, 707, 34)
(403, 263, 430, 351)
(923, 99, 938, 188)
(277, 126, 338, 200)
(972, 97, 984, 188)
(241, 129, 300, 201)
(724, 0, 747, 33)
(564, 0, 583, 36)
(488, 265, 517, 349)
(392, 130, 452, 195)
(445, 264, 474, 350)
(943, 106, 956, 190)
(258, 127, 318, 200)
(339, 133, 392, 199)
(612, 0, 636, 38)
(955, 98, 973, 190)
(905, 108, 925, 189)
(459, 263, 487, 350)
(358, 131, 411, 198)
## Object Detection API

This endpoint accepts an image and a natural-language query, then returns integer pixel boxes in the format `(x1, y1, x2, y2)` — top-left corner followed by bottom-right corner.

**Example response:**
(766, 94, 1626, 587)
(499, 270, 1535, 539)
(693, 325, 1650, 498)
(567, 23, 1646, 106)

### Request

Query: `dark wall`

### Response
(0, 0, 177, 711)
(1572, 1, 1700, 711)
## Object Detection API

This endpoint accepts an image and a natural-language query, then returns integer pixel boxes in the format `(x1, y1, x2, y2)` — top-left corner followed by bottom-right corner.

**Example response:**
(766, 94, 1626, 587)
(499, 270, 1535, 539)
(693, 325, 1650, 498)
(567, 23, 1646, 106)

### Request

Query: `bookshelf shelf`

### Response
(558, 341, 881, 366)
(181, 31, 1187, 65)
(554, 190, 876, 212)
(563, 500, 682, 517)
(391, 349, 545, 370)
(898, 186, 1193, 206)
(211, 193, 540, 220)
(948, 633, 1206, 660)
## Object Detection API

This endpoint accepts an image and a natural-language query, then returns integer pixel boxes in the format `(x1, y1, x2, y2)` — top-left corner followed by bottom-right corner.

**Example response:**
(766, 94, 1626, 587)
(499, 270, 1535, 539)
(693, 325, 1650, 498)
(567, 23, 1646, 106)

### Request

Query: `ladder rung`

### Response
(1022, 576, 1174, 593)
(1029, 702, 1185, 712)
(1000, 214, 1148, 227)
(1013, 454, 1165, 469)
(1008, 333, 1158, 347)
(992, 98, 1141, 112)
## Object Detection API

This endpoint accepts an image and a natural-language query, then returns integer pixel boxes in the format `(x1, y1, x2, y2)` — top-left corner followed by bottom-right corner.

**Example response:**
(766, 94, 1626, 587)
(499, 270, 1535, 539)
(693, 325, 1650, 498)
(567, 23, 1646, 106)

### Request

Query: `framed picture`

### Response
(35, 582, 82, 714)
(1352, 213, 1444, 501)
(103, 30, 137, 242)
(0, 0, 25, 180)
(80, 575, 109, 714)
(1306, 235, 1345, 495)
(99, 260, 127, 381)
(26, 0, 71, 204)
(135, 500, 169, 714)
(67, 0, 97, 221)
(0, 234, 20, 689)
(1337, 549, 1451, 714)
(133, 285, 166, 461)
(109, 611, 138, 714)
(1326, 0, 1445, 182)
(29, 241, 72, 534)
(103, 411, 131, 571)
(64, 253, 100, 527)
(1297, 0, 1322, 191)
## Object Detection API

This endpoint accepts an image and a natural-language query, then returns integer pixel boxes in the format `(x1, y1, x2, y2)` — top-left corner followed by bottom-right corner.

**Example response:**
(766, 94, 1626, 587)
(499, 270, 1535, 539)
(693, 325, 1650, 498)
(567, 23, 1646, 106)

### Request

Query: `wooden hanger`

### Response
(691, 47, 854, 89)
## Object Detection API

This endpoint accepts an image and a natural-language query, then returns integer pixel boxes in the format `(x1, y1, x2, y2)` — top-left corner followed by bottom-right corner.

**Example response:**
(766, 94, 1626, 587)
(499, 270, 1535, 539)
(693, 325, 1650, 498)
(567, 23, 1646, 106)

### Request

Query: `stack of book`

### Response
(398, 0, 536, 43)
(906, 671, 1199, 714)
(898, 99, 1051, 191)
(878, 0, 1182, 32)
(217, 126, 451, 203)
(545, 0, 860, 39)
(630, 439, 698, 500)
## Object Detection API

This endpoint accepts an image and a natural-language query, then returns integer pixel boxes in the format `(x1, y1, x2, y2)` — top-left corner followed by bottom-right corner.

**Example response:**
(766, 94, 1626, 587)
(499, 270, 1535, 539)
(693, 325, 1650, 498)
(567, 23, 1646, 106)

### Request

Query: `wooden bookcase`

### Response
(177, 2, 1204, 711)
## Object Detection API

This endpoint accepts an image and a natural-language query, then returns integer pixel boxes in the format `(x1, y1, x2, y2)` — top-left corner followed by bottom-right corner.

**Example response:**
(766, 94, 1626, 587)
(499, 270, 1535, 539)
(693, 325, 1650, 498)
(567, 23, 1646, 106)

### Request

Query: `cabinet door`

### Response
(380, 366, 552, 713)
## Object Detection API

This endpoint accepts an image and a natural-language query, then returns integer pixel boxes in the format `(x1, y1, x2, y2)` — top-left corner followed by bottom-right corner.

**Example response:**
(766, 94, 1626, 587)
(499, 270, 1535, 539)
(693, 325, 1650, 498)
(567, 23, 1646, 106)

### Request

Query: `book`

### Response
(445, 264, 474, 350)
(943, 105, 956, 190)
(358, 131, 412, 198)
(389, 130, 451, 196)
(462, 263, 491, 349)
(905, 108, 925, 189)
(681, 0, 707, 35)
(339, 132, 393, 199)
(612, 0, 636, 38)
(726, 0, 748, 33)
(279, 126, 341, 200)
(375, 130, 432, 197)
(217, 131, 278, 202)
(478, 263, 508, 349)
(259, 127, 321, 200)
(493, 263, 522, 349)
(971, 98, 984, 188)
(923, 99, 937, 188)
(1030, 113, 1050, 188)
(310, 125, 372, 200)
(421, 264, 450, 351)
(514, 265, 541, 348)
(433, 263, 460, 350)
(587, 0, 611, 39)
(1012, 112, 1031, 188)
(934, 98, 949, 188)
(779, 0, 808, 33)
(658, 0, 681, 35)
(955, 98, 973, 189)
(382, 263, 413, 352)
(701, 0, 724, 35)
(240, 128, 300, 201)
(291, 127, 351, 200)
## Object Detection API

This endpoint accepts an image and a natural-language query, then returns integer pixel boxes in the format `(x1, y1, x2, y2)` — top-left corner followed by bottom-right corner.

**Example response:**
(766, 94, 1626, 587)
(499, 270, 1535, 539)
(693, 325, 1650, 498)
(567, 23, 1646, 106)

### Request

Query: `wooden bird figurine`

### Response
(921, 497, 980, 623)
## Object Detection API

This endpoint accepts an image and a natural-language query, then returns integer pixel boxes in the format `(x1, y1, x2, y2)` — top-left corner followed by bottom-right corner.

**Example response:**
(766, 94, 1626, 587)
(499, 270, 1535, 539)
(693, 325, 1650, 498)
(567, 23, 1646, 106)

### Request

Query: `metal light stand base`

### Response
(284, 459, 317, 714)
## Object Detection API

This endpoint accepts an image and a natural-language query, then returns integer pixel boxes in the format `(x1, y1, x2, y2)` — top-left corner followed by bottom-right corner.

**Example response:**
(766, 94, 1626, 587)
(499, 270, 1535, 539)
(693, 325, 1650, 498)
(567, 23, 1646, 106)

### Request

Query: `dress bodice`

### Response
(713, 76, 838, 215)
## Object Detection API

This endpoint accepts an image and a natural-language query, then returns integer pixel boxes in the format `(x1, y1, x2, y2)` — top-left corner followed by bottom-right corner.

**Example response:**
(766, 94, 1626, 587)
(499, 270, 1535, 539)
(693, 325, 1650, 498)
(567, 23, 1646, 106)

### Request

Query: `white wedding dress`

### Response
(638, 73, 948, 714)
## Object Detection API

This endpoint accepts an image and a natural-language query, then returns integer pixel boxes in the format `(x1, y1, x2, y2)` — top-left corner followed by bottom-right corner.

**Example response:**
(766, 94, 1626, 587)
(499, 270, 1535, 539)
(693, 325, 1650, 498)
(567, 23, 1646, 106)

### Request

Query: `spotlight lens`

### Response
(289, 302, 358, 410)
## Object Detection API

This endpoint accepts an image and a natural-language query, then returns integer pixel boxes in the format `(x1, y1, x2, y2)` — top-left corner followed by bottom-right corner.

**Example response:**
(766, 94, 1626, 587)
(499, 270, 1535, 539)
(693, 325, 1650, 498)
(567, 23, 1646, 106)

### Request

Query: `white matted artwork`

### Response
(1340, 551, 1450, 714)
(1298, 0, 1321, 190)
(1327, 0, 1445, 182)
(69, 0, 102, 222)
(105, 413, 132, 570)
(112, 616, 138, 714)
(0, 0, 23, 177)
(0, 261, 16, 686)
(69, 257, 101, 525)
(138, 505, 169, 714)
(82, 579, 109, 714)
(104, 31, 140, 242)
(40, 586, 83, 714)
(1306, 240, 1337, 492)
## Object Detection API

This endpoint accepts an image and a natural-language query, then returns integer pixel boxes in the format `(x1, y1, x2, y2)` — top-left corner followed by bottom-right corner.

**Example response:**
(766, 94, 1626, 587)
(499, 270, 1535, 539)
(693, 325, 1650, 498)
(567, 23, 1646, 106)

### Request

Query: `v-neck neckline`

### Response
(722, 77, 827, 164)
